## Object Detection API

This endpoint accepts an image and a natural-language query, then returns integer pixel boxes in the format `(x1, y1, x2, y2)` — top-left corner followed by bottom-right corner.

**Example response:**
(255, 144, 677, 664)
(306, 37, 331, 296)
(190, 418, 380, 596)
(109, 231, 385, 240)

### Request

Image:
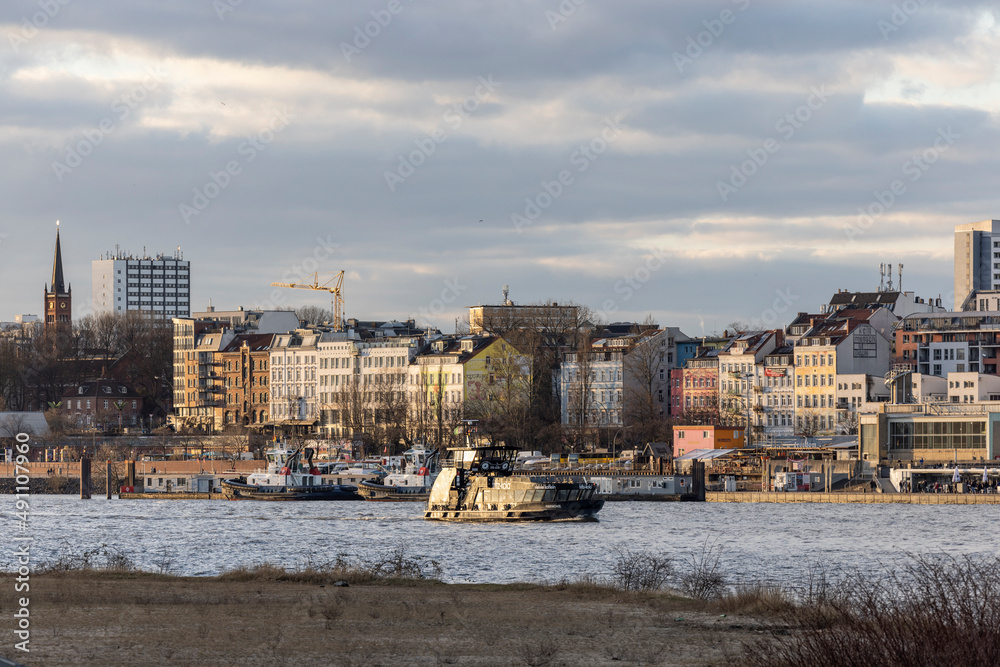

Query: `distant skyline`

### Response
(2, 1, 998, 334)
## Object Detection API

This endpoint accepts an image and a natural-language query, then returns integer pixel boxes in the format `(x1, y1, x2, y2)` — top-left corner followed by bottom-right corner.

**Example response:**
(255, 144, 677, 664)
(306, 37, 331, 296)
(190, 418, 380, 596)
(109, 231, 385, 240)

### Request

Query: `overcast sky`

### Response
(2, 1, 998, 335)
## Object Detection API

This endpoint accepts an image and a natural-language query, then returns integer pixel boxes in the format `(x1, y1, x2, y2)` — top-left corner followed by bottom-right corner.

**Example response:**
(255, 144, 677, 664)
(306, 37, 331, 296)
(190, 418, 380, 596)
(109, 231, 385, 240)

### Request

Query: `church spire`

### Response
(51, 220, 65, 294)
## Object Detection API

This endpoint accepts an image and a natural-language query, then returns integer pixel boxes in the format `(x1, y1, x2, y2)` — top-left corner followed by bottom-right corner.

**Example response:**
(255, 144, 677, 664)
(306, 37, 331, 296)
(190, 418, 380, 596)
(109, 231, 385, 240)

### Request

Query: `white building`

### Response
(954, 219, 1000, 310)
(317, 334, 420, 439)
(92, 249, 190, 317)
(559, 327, 685, 429)
(269, 330, 321, 427)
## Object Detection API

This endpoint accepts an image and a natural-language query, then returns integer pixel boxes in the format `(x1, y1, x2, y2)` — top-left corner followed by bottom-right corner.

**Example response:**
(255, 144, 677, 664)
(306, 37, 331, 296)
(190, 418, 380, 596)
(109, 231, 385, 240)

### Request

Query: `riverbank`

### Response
(2, 571, 764, 666)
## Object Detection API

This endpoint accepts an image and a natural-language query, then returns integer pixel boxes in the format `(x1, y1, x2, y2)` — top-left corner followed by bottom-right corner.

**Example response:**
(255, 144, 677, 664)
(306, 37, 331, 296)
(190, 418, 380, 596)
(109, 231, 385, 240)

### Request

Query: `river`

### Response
(10, 497, 999, 585)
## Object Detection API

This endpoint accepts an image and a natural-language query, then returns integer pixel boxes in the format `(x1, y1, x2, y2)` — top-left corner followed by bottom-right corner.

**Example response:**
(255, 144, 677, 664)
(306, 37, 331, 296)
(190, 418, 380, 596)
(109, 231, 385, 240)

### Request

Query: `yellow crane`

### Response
(271, 271, 345, 331)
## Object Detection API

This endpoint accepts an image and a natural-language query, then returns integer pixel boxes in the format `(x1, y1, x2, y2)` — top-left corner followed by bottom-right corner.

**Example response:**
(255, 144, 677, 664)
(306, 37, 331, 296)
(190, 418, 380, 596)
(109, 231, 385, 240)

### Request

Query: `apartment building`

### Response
(954, 219, 1000, 310)
(318, 334, 420, 439)
(793, 317, 891, 435)
(760, 345, 796, 438)
(269, 330, 322, 430)
(171, 309, 299, 432)
(717, 330, 781, 442)
(895, 312, 1000, 377)
(669, 347, 721, 420)
(219, 334, 274, 428)
(559, 328, 682, 429)
(93, 249, 190, 317)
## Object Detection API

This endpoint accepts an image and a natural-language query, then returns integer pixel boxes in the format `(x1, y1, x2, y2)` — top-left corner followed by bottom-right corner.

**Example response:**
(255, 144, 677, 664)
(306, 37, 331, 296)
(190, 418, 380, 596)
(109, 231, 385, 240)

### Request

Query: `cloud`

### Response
(1, 1, 999, 334)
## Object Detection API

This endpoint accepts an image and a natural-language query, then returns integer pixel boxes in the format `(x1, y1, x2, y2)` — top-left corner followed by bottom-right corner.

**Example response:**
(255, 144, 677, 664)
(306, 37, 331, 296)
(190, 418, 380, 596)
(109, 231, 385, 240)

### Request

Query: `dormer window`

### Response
(78, 387, 85, 395)
(103, 386, 112, 394)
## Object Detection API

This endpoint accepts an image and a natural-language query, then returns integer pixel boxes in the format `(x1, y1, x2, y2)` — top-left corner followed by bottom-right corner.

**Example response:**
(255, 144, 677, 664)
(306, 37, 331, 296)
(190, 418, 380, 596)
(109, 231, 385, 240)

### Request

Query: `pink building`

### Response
(672, 425, 744, 458)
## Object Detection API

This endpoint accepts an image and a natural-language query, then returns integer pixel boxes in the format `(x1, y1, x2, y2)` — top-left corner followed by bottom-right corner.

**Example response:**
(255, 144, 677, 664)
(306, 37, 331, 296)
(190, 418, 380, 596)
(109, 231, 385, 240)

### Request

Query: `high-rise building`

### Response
(92, 248, 191, 317)
(954, 220, 1000, 310)
(44, 222, 71, 330)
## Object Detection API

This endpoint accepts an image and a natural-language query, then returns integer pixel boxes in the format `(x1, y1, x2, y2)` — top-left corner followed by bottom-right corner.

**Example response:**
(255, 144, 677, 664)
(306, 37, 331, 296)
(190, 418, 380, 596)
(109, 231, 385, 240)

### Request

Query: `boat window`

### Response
(531, 489, 545, 502)
(542, 490, 556, 502)
(555, 489, 570, 502)
(514, 490, 526, 503)
(567, 489, 580, 501)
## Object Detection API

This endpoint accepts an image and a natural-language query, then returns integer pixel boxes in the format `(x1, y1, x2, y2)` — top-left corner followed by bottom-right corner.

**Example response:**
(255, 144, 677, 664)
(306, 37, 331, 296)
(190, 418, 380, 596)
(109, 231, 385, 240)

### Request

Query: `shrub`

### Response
(742, 554, 1000, 666)
(677, 540, 727, 601)
(611, 547, 673, 592)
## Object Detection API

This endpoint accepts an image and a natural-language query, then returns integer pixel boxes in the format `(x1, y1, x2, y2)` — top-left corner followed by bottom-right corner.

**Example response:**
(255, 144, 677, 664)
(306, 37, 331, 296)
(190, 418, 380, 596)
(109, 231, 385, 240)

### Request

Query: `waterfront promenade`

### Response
(708, 491, 1000, 504)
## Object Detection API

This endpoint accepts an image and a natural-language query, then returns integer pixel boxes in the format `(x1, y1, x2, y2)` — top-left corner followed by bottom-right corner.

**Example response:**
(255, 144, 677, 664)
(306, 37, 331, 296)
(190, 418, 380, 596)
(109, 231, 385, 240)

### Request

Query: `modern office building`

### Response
(92, 248, 190, 318)
(954, 220, 1000, 310)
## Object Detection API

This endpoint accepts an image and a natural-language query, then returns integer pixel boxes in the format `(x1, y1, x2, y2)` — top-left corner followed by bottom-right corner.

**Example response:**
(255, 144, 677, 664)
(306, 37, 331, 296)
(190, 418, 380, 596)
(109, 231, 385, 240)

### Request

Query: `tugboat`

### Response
(424, 427, 604, 521)
(222, 444, 360, 501)
(357, 445, 439, 502)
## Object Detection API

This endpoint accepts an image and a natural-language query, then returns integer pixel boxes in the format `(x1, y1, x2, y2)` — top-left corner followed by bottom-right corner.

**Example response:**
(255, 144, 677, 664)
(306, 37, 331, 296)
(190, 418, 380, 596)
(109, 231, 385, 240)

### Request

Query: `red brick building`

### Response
(220, 334, 274, 427)
(61, 380, 144, 431)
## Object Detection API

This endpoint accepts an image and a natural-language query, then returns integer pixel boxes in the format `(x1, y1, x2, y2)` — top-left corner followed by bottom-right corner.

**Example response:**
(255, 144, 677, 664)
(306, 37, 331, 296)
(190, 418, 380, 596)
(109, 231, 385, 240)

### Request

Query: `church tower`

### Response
(44, 221, 72, 330)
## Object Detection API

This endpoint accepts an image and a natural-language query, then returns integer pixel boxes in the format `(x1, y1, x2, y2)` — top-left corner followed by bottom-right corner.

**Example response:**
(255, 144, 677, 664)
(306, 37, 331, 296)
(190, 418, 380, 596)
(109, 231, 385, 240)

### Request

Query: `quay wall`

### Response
(707, 492, 1000, 504)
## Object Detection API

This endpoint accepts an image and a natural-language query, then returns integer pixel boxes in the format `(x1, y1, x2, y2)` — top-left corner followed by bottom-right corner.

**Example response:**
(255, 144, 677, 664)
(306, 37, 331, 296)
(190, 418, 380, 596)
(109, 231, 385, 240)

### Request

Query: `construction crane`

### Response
(271, 271, 345, 331)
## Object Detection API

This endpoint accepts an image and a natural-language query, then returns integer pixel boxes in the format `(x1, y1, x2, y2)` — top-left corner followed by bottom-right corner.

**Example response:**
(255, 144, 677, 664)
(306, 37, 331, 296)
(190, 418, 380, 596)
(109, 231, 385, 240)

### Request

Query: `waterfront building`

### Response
(406, 335, 522, 446)
(672, 425, 744, 458)
(954, 219, 1000, 310)
(860, 403, 1000, 464)
(92, 248, 190, 318)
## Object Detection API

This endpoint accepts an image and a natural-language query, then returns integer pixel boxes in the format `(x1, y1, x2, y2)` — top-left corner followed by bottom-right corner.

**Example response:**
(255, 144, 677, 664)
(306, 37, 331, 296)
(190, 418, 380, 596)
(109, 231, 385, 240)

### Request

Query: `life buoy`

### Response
(280, 467, 290, 475)
(418, 467, 429, 476)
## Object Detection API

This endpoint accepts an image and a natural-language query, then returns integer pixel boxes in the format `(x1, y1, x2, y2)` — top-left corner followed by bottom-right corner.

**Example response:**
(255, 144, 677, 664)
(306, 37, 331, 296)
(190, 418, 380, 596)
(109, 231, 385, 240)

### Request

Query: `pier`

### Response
(707, 491, 1000, 504)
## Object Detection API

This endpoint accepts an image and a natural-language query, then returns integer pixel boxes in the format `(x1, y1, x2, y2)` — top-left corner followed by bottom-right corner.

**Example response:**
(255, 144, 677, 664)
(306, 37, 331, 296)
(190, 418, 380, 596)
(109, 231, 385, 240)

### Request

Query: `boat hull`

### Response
(357, 480, 431, 502)
(424, 498, 605, 522)
(222, 478, 360, 501)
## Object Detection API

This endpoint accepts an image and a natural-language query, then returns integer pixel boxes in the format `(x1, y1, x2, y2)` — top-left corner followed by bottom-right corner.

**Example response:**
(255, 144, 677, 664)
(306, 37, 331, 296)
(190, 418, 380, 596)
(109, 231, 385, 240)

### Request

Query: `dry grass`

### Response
(5, 571, 768, 666)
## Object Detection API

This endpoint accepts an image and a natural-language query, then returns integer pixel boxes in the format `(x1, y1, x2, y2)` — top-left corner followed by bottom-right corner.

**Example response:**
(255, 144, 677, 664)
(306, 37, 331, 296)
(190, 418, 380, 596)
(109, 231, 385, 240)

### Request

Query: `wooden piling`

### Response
(80, 458, 91, 499)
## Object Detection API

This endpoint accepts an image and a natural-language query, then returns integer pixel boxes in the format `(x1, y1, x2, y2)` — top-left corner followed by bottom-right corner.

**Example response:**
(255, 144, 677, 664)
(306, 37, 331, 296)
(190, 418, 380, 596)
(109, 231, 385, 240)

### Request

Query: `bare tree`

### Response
(466, 340, 532, 448)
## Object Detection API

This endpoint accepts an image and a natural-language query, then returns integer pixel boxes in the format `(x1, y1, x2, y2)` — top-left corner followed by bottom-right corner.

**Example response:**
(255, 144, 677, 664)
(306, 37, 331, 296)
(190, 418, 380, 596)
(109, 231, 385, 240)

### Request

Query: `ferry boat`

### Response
(358, 445, 439, 502)
(424, 439, 604, 522)
(222, 445, 360, 501)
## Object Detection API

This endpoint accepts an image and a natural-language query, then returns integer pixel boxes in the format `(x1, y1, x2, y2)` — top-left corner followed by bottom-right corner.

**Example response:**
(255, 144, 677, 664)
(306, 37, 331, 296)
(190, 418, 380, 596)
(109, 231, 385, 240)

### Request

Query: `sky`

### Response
(2, 0, 999, 336)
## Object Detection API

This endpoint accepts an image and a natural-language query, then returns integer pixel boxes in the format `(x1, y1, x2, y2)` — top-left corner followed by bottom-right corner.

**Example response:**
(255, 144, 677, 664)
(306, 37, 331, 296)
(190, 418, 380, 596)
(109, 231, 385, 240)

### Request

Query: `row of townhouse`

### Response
(171, 309, 530, 440)
(670, 310, 896, 439)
